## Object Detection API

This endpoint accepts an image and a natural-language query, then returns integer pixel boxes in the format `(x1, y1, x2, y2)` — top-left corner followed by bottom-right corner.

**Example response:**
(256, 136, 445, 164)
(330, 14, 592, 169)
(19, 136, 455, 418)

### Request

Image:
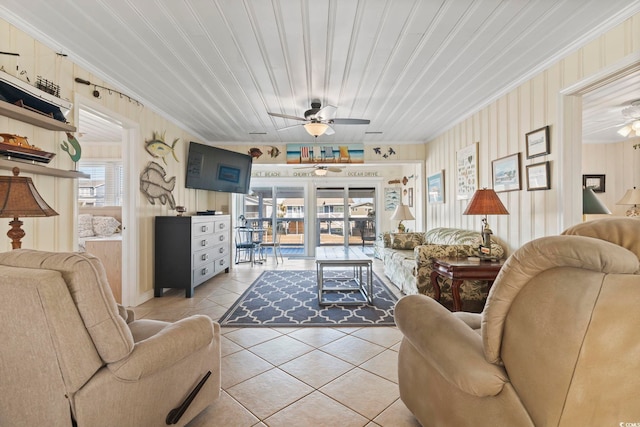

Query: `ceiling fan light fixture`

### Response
(618, 125, 632, 137)
(304, 122, 329, 137)
(314, 168, 328, 176)
(632, 120, 640, 132)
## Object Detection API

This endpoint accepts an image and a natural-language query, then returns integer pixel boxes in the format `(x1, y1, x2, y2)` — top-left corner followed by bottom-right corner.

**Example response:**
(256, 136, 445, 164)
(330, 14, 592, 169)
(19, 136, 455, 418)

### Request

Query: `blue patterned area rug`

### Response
(218, 270, 397, 327)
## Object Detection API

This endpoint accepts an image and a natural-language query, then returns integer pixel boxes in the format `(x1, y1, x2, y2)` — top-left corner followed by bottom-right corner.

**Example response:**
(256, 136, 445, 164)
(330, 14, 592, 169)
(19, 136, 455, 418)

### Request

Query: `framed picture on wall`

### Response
(526, 161, 550, 191)
(456, 143, 478, 200)
(427, 170, 445, 203)
(384, 187, 400, 211)
(492, 153, 521, 192)
(525, 126, 550, 159)
(583, 174, 605, 192)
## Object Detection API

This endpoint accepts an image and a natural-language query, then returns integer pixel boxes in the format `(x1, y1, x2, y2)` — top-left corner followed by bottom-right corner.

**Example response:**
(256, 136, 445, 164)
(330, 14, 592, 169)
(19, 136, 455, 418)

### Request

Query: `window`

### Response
(78, 161, 124, 206)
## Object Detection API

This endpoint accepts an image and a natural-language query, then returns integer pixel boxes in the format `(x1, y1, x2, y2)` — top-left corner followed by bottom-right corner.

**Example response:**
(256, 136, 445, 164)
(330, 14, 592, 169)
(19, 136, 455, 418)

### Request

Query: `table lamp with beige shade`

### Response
(390, 202, 414, 232)
(616, 187, 640, 217)
(0, 167, 58, 249)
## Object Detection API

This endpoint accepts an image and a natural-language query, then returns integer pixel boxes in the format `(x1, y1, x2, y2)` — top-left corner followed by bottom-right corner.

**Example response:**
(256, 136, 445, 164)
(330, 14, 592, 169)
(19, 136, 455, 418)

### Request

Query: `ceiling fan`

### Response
(295, 164, 344, 176)
(617, 99, 640, 138)
(267, 99, 370, 137)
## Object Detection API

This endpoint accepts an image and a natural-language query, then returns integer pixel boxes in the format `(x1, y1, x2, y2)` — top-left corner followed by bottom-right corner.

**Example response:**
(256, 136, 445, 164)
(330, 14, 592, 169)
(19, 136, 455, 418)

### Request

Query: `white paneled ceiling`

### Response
(1, 0, 639, 145)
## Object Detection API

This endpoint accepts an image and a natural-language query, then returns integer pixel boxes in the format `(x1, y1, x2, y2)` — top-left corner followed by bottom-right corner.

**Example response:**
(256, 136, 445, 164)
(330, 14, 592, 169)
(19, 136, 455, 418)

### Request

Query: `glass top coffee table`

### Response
(315, 246, 373, 305)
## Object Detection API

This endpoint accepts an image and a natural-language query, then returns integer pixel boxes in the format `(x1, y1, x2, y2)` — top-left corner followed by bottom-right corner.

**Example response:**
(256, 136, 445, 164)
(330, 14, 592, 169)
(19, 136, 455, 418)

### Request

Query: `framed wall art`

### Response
(384, 187, 400, 211)
(456, 143, 478, 200)
(525, 126, 550, 159)
(492, 153, 521, 192)
(526, 161, 550, 191)
(427, 170, 445, 204)
(583, 174, 605, 192)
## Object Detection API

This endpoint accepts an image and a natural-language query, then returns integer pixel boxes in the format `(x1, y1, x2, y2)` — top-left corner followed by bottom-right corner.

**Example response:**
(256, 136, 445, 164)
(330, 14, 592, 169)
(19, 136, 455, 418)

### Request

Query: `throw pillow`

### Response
(92, 216, 121, 236)
(391, 233, 422, 250)
(78, 214, 94, 237)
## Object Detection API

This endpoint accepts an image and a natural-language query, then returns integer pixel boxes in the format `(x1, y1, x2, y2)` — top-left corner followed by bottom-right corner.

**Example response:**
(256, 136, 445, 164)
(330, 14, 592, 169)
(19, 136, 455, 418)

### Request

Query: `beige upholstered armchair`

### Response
(396, 229, 640, 426)
(0, 250, 221, 427)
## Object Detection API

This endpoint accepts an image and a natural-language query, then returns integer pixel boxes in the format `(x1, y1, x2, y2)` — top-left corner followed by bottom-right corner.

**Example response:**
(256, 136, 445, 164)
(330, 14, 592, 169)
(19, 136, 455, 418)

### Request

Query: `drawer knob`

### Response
(201, 225, 208, 232)
(219, 247, 224, 254)
(202, 253, 209, 261)
(201, 267, 209, 275)
(201, 239, 208, 246)
(219, 235, 225, 241)
(218, 223, 226, 229)
(219, 259, 225, 266)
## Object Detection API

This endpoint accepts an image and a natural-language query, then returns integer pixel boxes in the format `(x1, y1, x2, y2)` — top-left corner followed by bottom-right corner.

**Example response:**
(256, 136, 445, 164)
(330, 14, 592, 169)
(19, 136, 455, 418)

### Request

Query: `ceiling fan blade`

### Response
(324, 125, 335, 136)
(330, 118, 370, 125)
(277, 123, 304, 132)
(327, 166, 343, 172)
(315, 105, 337, 121)
(268, 112, 307, 121)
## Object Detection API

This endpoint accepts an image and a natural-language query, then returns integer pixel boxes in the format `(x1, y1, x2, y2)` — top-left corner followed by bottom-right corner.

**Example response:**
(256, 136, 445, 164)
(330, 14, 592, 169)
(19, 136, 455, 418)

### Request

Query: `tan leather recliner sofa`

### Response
(396, 218, 640, 426)
(0, 249, 221, 427)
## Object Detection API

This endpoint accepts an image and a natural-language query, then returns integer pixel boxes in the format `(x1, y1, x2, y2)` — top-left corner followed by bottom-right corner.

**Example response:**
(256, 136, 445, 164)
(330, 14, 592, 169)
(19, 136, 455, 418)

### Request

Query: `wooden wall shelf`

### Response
(0, 100, 76, 132)
(0, 159, 89, 179)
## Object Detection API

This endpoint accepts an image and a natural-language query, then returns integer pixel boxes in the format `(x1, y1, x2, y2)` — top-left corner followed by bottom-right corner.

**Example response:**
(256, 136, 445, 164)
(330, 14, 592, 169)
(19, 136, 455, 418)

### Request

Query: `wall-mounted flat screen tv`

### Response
(185, 142, 253, 194)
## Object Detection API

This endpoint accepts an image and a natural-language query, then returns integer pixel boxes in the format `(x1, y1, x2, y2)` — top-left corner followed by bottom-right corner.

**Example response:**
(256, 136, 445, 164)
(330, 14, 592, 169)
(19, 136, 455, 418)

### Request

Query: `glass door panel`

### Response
(348, 188, 376, 250)
(316, 188, 347, 246)
(243, 186, 305, 257)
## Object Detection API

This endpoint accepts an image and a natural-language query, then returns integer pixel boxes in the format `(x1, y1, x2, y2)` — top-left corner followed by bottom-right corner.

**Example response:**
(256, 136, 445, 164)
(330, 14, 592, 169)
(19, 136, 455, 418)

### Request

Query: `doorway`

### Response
(76, 98, 137, 306)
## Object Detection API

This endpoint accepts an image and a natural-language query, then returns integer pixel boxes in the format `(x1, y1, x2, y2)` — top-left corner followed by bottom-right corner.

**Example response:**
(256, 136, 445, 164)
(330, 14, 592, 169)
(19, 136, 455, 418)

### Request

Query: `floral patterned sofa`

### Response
(380, 228, 505, 312)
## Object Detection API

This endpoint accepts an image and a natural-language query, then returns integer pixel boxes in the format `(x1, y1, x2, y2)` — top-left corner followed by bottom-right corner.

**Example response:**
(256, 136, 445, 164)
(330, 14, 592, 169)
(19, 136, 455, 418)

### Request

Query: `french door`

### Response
(242, 186, 305, 256)
(315, 187, 376, 250)
(241, 184, 376, 257)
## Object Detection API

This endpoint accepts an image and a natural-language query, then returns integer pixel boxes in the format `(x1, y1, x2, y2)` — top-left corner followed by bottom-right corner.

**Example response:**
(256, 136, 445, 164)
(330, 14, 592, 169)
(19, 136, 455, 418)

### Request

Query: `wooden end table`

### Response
(430, 258, 505, 311)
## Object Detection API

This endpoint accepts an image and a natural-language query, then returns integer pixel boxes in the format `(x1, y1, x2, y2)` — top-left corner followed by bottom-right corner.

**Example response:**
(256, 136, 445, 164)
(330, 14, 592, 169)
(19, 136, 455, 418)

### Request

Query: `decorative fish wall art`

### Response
(140, 161, 176, 209)
(267, 146, 280, 158)
(247, 147, 263, 159)
(145, 131, 179, 164)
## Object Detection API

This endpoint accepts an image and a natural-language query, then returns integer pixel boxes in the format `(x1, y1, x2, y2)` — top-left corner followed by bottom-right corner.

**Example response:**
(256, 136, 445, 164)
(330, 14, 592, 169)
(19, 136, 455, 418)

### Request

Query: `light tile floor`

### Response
(135, 254, 420, 427)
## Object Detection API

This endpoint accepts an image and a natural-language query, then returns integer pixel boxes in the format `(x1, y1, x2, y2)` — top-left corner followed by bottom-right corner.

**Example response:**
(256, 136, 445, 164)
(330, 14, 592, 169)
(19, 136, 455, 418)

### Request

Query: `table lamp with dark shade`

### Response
(463, 188, 509, 260)
(390, 202, 414, 232)
(0, 167, 58, 249)
(583, 187, 611, 220)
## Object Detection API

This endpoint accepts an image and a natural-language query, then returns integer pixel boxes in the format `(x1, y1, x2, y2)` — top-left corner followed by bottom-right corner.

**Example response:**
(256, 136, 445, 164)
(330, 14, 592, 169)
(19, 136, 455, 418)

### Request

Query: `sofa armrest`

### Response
(382, 232, 392, 248)
(107, 315, 216, 380)
(396, 295, 508, 397)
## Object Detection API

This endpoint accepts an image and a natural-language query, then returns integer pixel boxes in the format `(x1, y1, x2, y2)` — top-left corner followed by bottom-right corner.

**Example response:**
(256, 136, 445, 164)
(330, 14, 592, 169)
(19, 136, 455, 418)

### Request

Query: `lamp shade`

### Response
(304, 122, 329, 137)
(616, 187, 640, 217)
(0, 168, 58, 217)
(583, 187, 611, 215)
(390, 203, 415, 221)
(463, 188, 509, 216)
(0, 167, 58, 249)
(616, 188, 640, 206)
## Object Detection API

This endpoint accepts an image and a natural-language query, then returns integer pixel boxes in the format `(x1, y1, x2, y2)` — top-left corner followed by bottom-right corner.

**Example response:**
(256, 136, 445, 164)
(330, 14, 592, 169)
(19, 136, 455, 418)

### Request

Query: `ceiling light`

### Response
(618, 125, 632, 137)
(314, 168, 328, 176)
(618, 100, 640, 138)
(304, 122, 329, 137)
